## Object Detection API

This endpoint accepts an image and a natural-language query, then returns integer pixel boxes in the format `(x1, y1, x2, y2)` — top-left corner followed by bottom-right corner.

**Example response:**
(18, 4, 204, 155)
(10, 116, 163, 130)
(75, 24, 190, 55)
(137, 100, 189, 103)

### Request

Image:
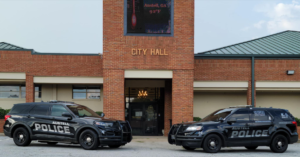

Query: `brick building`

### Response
(1, 0, 300, 136)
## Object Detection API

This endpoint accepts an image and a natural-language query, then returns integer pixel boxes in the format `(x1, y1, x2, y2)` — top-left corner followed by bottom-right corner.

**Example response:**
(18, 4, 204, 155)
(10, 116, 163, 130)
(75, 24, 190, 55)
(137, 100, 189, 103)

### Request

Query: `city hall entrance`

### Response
(125, 81, 165, 136)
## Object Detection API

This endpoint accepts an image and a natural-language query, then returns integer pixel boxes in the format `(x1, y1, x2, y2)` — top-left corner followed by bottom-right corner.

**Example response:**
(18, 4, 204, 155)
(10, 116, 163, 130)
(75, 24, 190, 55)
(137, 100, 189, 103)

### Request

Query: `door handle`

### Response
(27, 115, 31, 118)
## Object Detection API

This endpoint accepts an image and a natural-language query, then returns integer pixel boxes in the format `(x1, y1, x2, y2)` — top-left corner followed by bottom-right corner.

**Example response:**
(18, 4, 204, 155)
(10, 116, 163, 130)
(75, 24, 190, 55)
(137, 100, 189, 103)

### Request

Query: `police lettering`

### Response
(34, 123, 70, 134)
(231, 130, 268, 138)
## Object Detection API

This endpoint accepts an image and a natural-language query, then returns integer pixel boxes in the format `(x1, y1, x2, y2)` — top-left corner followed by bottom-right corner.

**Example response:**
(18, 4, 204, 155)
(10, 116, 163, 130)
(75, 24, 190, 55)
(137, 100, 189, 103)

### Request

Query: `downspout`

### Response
(251, 56, 255, 107)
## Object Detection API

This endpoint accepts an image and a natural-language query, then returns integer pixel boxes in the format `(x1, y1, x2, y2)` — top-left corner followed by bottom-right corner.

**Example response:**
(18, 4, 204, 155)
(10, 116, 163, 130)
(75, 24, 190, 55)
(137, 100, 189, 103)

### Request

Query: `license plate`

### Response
(171, 135, 175, 139)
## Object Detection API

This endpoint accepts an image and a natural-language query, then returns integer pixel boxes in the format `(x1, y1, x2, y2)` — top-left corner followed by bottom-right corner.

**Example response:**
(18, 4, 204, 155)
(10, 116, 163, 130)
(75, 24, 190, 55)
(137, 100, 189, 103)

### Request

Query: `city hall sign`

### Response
(131, 48, 168, 56)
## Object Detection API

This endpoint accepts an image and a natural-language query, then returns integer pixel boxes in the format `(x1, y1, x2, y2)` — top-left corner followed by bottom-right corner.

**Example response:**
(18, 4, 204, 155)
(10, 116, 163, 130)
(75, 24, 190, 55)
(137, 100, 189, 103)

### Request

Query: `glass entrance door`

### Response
(128, 102, 158, 135)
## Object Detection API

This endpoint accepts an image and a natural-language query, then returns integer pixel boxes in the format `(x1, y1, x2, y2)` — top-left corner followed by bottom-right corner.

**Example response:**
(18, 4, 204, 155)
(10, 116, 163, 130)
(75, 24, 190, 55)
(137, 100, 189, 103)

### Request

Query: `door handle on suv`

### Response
(27, 115, 31, 118)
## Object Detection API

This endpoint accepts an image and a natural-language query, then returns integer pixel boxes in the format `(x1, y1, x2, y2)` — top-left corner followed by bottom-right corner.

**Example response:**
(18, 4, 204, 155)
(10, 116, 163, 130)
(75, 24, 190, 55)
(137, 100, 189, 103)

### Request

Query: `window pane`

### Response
(35, 92, 41, 98)
(87, 93, 100, 99)
(51, 105, 69, 117)
(0, 92, 19, 98)
(73, 86, 87, 92)
(87, 86, 100, 92)
(10, 104, 33, 114)
(229, 110, 249, 121)
(35, 86, 40, 91)
(21, 86, 26, 92)
(73, 93, 86, 99)
(21, 92, 26, 98)
(252, 111, 270, 121)
(30, 105, 51, 115)
(0, 86, 19, 92)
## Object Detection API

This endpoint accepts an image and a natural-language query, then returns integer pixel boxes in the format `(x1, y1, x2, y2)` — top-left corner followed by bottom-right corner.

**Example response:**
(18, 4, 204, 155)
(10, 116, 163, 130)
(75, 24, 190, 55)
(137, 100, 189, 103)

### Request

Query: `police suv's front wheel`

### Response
(270, 134, 288, 153)
(202, 134, 222, 153)
(13, 127, 31, 146)
(79, 129, 99, 150)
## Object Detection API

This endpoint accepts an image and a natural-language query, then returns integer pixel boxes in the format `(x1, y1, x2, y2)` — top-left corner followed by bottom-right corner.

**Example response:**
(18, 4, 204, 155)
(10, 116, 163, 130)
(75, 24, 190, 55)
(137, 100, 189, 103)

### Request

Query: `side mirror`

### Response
(62, 112, 72, 120)
(218, 117, 224, 122)
(100, 113, 105, 117)
(227, 118, 237, 124)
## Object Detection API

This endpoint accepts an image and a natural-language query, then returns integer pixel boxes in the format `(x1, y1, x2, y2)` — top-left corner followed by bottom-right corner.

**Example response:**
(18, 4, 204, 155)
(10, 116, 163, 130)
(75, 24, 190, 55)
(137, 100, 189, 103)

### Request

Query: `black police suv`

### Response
(3, 101, 132, 150)
(168, 106, 298, 153)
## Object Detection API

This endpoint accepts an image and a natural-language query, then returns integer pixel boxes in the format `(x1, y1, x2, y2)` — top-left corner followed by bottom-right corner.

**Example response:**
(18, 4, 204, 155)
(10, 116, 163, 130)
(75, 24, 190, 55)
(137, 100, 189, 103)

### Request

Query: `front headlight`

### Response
(185, 126, 202, 131)
(95, 122, 114, 128)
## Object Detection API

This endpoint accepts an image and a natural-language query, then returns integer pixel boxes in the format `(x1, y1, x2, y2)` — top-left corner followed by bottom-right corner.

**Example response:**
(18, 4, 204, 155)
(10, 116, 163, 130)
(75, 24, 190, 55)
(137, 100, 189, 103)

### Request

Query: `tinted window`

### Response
(51, 105, 69, 117)
(10, 104, 33, 114)
(201, 108, 235, 122)
(251, 110, 271, 121)
(67, 105, 100, 118)
(273, 110, 293, 121)
(30, 105, 50, 115)
(228, 110, 249, 122)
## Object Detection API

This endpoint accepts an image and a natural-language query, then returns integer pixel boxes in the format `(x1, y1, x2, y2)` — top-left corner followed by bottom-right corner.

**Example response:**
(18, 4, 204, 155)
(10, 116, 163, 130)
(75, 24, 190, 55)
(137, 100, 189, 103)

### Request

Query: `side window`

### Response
(10, 104, 33, 114)
(30, 105, 51, 115)
(273, 110, 293, 121)
(228, 110, 250, 122)
(51, 105, 69, 117)
(251, 110, 271, 121)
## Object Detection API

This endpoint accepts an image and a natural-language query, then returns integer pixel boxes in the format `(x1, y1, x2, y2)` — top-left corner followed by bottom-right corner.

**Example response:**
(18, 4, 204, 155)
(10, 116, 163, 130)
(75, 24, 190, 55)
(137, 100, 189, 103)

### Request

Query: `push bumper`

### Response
(3, 129, 11, 137)
(99, 121, 132, 146)
(168, 125, 203, 148)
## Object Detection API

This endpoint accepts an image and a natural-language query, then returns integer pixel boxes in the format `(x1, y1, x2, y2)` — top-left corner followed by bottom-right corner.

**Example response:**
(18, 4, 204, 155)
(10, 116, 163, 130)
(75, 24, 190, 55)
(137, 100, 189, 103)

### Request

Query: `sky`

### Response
(0, 0, 299, 54)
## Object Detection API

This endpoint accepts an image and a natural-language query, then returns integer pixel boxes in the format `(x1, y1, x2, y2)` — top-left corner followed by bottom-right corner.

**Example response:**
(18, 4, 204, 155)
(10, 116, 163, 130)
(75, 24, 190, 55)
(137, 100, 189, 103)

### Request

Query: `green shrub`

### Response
(95, 111, 103, 116)
(0, 108, 11, 119)
(295, 117, 300, 126)
(193, 117, 201, 122)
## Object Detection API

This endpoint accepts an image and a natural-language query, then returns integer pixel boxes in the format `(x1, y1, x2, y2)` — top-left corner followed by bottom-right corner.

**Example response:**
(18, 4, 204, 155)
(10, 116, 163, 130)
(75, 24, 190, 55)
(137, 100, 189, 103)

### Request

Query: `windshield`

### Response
(67, 105, 100, 118)
(200, 108, 235, 122)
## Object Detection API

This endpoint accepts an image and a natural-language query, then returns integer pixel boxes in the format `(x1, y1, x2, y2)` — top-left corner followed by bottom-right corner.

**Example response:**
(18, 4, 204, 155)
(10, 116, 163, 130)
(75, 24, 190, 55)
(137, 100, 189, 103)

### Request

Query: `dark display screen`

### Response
(126, 0, 172, 34)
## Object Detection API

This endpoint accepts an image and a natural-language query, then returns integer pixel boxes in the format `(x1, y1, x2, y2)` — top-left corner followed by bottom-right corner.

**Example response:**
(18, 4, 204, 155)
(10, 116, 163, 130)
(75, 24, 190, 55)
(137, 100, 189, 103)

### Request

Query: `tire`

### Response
(245, 146, 258, 150)
(13, 127, 31, 146)
(108, 145, 121, 148)
(79, 129, 99, 150)
(202, 134, 222, 153)
(183, 146, 196, 150)
(47, 142, 58, 145)
(270, 134, 288, 153)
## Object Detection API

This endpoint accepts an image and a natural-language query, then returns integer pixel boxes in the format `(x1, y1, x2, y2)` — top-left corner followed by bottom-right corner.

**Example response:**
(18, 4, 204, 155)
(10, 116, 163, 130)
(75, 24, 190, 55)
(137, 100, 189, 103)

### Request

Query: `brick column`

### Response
(26, 75, 35, 103)
(247, 80, 256, 106)
(164, 79, 172, 136)
(103, 69, 125, 120)
(172, 70, 194, 124)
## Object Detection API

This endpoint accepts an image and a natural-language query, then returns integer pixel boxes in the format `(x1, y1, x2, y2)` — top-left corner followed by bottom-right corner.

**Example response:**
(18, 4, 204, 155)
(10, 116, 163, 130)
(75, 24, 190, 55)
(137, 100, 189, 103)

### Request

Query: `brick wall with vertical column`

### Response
(172, 70, 194, 124)
(103, 70, 125, 120)
(26, 75, 34, 103)
(247, 80, 256, 106)
(164, 79, 172, 136)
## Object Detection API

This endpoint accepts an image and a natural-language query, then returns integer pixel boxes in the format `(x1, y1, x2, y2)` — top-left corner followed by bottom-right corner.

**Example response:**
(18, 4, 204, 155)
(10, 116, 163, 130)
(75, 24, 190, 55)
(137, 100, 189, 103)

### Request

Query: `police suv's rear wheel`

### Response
(202, 134, 222, 153)
(270, 134, 288, 153)
(245, 146, 258, 150)
(47, 142, 58, 145)
(13, 127, 31, 146)
(108, 145, 121, 148)
(79, 129, 99, 150)
(183, 146, 196, 150)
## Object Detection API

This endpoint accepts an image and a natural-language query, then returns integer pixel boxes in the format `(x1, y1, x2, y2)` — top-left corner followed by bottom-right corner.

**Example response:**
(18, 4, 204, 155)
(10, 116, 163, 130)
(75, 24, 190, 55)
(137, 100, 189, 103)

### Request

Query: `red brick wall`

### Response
(0, 51, 103, 77)
(103, 70, 125, 120)
(0, 119, 4, 133)
(103, 0, 195, 125)
(164, 80, 172, 136)
(172, 70, 194, 124)
(103, 0, 194, 70)
(26, 75, 34, 103)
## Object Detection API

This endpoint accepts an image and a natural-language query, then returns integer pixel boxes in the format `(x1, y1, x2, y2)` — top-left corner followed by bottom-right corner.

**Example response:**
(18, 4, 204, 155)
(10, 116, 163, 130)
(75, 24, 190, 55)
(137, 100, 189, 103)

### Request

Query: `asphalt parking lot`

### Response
(1, 135, 300, 157)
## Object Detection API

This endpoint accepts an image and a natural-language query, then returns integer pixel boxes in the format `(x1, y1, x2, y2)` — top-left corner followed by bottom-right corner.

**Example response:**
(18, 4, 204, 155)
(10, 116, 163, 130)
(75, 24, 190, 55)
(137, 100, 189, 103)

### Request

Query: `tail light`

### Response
(4, 115, 11, 121)
(292, 121, 297, 128)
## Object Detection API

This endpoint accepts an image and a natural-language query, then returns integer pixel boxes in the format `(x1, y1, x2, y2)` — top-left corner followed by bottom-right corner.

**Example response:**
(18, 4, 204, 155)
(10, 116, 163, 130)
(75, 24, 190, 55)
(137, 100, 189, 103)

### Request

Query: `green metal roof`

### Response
(197, 30, 300, 55)
(0, 42, 25, 50)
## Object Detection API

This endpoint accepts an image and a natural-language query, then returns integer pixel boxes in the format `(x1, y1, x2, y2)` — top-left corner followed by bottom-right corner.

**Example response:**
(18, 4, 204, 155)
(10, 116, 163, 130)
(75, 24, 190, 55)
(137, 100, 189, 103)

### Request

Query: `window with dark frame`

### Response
(0, 85, 41, 99)
(72, 85, 101, 99)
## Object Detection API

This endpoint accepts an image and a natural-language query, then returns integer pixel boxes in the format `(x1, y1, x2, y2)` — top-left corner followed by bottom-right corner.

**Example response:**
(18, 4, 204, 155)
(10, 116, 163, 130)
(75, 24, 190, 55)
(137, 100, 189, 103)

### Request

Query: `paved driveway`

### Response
(1, 135, 299, 157)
